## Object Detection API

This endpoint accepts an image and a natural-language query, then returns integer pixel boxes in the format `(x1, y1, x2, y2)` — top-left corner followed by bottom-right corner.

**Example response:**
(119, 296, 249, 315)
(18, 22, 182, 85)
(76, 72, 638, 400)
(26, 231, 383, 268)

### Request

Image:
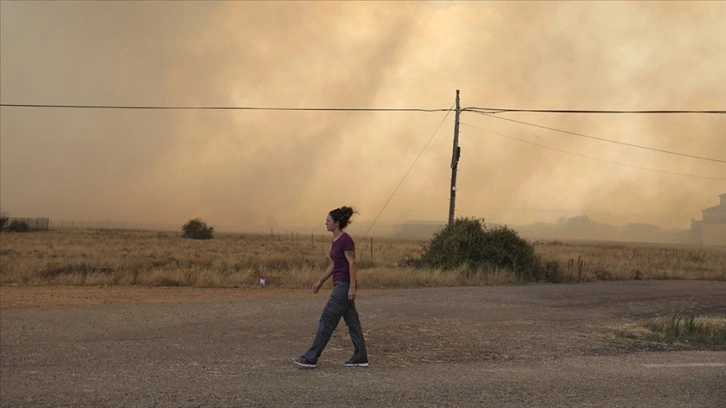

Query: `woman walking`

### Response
(294, 206, 368, 368)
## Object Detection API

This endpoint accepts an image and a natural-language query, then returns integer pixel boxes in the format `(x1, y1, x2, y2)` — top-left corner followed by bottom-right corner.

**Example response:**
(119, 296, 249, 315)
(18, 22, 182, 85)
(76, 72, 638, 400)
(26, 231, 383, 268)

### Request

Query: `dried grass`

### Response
(1, 229, 724, 288)
(535, 240, 726, 282)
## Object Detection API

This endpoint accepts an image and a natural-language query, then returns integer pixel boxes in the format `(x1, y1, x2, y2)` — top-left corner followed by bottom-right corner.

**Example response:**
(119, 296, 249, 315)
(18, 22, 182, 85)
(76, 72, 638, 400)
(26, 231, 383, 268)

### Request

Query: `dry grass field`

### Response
(1, 229, 724, 288)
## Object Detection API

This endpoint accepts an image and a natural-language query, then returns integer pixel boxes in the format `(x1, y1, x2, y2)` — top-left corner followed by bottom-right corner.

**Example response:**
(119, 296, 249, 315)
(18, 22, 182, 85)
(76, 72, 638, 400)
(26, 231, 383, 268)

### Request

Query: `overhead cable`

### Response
(0, 103, 451, 113)
(469, 111, 726, 164)
(364, 104, 455, 237)
(3, 103, 725, 115)
(465, 107, 726, 115)
(461, 122, 726, 181)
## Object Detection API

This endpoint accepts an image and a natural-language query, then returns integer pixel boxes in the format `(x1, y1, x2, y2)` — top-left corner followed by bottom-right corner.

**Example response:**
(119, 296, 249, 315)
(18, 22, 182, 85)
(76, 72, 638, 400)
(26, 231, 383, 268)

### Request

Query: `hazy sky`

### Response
(1, 1, 725, 234)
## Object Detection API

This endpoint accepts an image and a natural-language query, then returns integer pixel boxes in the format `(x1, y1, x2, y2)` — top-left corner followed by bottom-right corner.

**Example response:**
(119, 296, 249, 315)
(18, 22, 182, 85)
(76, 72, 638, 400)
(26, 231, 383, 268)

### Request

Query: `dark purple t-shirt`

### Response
(330, 232, 355, 283)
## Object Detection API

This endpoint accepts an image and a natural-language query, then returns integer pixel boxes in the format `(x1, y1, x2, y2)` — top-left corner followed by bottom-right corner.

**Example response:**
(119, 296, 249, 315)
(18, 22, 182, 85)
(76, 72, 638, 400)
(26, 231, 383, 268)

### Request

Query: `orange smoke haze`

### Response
(1, 1, 724, 235)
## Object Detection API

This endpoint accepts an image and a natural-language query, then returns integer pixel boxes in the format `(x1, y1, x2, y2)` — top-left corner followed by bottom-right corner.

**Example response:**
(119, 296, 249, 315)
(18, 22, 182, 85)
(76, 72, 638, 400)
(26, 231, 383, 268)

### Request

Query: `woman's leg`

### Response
(302, 283, 348, 363)
(343, 300, 368, 362)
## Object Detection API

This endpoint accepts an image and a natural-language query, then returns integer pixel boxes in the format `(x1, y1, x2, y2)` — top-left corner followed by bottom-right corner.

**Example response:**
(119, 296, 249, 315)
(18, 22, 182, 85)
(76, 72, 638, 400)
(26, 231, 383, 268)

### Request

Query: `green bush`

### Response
(182, 218, 215, 240)
(8, 219, 30, 232)
(0, 213, 8, 231)
(420, 217, 543, 280)
(646, 310, 726, 347)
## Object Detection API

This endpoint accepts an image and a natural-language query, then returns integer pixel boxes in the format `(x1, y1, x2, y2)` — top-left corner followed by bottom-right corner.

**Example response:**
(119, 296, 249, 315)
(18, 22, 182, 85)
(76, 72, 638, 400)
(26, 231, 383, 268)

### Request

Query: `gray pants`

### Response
(303, 282, 368, 363)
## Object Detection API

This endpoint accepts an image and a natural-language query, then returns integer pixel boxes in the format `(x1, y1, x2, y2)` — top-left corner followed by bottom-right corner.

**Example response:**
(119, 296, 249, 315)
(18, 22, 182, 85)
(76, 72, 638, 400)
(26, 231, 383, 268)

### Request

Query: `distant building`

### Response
(692, 193, 726, 246)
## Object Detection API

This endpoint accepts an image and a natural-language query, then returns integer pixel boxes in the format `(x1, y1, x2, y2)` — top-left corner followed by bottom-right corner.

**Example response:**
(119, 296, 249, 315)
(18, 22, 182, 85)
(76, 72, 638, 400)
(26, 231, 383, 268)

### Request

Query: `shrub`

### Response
(420, 217, 542, 280)
(8, 219, 30, 232)
(0, 209, 8, 231)
(182, 218, 215, 240)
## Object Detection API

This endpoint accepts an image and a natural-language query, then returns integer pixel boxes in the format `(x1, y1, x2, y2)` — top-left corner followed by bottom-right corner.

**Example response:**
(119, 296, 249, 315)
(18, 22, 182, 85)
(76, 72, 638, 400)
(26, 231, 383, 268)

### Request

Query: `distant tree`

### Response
(0, 208, 8, 231)
(8, 219, 30, 232)
(182, 218, 215, 240)
(564, 215, 593, 228)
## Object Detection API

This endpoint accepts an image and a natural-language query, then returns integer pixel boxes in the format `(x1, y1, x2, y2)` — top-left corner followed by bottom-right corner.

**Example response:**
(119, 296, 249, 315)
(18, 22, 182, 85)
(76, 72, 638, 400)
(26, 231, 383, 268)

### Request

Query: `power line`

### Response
(364, 104, 455, 237)
(4, 103, 725, 115)
(469, 111, 726, 164)
(465, 107, 726, 114)
(460, 122, 726, 181)
(0, 103, 451, 113)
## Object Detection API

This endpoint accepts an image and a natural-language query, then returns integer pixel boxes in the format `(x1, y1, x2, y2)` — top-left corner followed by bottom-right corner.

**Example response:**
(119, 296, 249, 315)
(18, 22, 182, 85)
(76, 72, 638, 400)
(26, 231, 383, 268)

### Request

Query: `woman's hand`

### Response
(312, 280, 323, 294)
(348, 286, 356, 301)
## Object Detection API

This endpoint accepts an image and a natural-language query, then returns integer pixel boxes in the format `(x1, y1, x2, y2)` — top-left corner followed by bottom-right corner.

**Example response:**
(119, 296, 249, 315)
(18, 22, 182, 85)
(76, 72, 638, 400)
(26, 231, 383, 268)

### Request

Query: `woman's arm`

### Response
(345, 249, 357, 300)
(312, 257, 334, 294)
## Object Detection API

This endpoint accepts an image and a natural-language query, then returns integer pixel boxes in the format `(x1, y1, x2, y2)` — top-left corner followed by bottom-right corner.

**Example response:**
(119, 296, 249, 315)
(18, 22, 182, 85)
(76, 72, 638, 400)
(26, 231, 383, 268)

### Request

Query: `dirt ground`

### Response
(0, 286, 313, 310)
(1, 281, 725, 407)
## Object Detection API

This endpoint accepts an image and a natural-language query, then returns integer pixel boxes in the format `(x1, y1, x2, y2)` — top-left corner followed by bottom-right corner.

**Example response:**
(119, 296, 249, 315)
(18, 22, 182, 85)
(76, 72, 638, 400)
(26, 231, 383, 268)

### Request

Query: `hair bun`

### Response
(329, 206, 358, 229)
(340, 206, 355, 219)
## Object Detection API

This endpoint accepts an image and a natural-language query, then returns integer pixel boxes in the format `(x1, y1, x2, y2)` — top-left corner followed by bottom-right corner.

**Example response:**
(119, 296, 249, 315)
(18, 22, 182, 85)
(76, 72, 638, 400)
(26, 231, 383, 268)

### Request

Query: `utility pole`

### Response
(448, 89, 461, 226)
